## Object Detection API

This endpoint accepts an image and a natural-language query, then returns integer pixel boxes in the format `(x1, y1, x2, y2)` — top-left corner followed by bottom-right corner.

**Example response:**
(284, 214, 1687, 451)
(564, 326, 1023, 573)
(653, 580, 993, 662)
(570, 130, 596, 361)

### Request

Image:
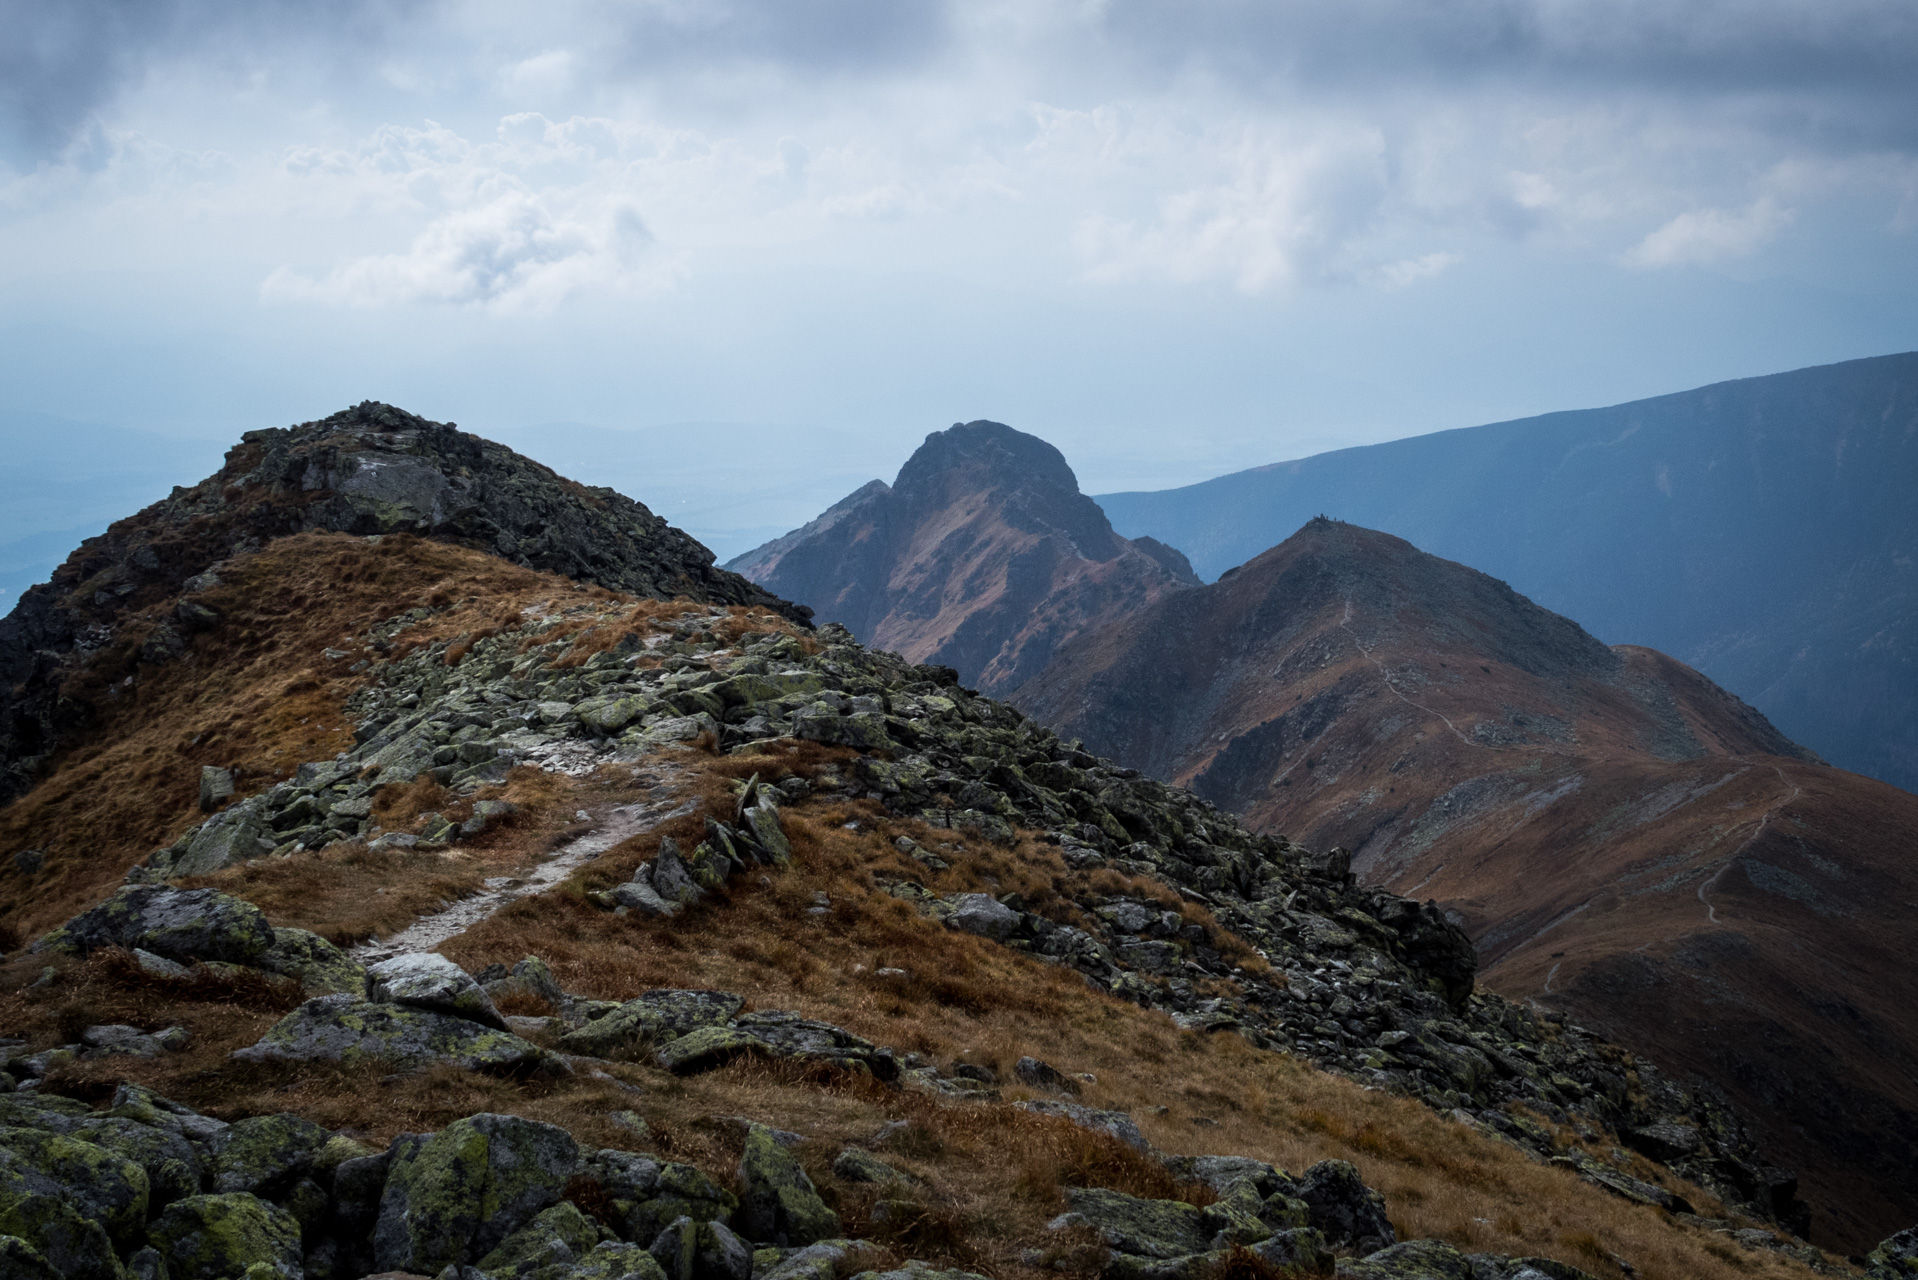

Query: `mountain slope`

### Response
(0, 400, 803, 805)
(726, 421, 1197, 694)
(1097, 352, 1918, 791)
(1015, 517, 1918, 1252)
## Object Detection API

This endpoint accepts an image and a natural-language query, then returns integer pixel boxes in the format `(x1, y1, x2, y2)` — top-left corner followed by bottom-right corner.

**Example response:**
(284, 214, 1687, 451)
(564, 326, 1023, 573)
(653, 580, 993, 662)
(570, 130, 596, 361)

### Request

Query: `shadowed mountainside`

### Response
(726, 420, 1197, 694)
(1015, 517, 1918, 1253)
(0, 401, 803, 805)
(1098, 352, 1918, 792)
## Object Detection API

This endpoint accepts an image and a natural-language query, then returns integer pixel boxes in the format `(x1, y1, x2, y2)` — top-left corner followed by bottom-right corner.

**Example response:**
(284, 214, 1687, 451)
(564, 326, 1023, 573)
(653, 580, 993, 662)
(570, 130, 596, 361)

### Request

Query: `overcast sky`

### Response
(4, 0, 1917, 517)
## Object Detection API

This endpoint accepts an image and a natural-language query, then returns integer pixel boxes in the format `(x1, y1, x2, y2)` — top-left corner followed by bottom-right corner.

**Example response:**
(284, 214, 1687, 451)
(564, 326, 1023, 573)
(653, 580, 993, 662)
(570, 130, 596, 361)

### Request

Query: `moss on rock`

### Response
(149, 1192, 302, 1280)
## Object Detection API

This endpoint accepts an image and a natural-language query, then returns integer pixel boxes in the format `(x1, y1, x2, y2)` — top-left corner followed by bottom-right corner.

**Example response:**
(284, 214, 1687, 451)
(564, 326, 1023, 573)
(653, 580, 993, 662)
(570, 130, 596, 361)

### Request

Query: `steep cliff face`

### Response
(727, 421, 1196, 694)
(0, 401, 803, 804)
(1016, 517, 1918, 1252)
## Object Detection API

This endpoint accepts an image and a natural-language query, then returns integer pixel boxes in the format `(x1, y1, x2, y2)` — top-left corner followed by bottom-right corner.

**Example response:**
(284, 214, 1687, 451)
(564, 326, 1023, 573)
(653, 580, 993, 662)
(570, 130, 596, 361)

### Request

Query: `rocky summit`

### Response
(0, 407, 1895, 1280)
(0, 401, 803, 806)
(725, 421, 1196, 695)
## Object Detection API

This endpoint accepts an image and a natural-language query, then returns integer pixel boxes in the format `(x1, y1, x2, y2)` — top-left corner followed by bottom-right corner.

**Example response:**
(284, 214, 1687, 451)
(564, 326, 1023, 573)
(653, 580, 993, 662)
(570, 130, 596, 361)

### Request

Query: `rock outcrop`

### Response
(726, 421, 1196, 694)
(0, 401, 804, 804)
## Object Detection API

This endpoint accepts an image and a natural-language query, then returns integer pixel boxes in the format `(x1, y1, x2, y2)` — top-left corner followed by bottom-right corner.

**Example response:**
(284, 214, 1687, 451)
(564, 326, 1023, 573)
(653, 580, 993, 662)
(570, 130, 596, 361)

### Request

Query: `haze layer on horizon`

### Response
(4, 0, 1918, 526)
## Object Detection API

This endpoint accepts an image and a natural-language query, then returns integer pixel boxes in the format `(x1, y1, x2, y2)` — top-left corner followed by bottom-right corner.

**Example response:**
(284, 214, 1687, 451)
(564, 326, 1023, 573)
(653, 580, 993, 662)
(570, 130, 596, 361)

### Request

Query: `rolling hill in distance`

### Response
(1097, 353, 1918, 792)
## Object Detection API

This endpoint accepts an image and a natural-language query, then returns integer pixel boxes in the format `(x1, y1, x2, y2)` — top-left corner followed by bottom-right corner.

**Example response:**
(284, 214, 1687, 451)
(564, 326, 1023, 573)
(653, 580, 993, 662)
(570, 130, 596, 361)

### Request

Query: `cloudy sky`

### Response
(4, 0, 1917, 558)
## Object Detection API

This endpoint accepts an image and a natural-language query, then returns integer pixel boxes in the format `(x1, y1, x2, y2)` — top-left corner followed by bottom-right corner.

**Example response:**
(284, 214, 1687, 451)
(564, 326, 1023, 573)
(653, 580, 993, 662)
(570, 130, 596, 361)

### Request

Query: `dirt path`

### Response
(351, 775, 695, 963)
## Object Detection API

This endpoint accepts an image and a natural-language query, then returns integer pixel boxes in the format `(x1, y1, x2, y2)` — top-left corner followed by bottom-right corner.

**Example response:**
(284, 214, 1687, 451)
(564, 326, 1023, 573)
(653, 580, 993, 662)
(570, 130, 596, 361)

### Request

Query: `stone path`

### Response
(352, 769, 695, 962)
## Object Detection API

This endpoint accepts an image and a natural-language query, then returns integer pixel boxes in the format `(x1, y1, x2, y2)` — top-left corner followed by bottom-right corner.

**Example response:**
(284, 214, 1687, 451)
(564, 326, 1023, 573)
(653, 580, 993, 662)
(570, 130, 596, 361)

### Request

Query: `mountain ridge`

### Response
(1016, 516, 1918, 1252)
(1097, 352, 1918, 791)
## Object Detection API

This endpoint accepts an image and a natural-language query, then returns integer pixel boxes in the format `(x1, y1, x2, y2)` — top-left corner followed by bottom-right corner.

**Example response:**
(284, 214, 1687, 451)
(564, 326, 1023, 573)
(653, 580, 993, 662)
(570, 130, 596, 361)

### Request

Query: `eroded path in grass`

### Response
(351, 764, 694, 963)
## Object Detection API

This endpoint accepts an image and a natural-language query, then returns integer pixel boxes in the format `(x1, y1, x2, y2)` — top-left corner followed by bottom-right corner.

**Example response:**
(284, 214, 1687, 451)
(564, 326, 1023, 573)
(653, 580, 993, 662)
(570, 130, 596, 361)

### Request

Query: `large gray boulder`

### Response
(230, 994, 555, 1074)
(0, 1126, 150, 1280)
(148, 1192, 303, 1280)
(373, 1113, 581, 1273)
(1294, 1159, 1394, 1255)
(366, 952, 508, 1030)
(943, 893, 1018, 940)
(556, 989, 743, 1058)
(1868, 1225, 1918, 1279)
(39, 885, 273, 965)
(254, 927, 364, 995)
(737, 1124, 839, 1246)
(206, 1113, 331, 1196)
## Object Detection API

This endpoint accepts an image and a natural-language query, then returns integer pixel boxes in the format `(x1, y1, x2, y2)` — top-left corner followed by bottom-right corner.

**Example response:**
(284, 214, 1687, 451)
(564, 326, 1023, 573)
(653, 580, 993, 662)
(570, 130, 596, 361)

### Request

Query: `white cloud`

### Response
(263, 187, 684, 312)
(1624, 197, 1792, 267)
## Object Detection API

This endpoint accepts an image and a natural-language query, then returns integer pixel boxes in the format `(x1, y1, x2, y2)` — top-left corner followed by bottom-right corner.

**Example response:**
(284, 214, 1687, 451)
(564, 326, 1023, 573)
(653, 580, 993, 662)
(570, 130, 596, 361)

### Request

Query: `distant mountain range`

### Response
(1016, 517, 1918, 1252)
(731, 403, 1918, 1250)
(726, 421, 1197, 695)
(1098, 353, 1918, 793)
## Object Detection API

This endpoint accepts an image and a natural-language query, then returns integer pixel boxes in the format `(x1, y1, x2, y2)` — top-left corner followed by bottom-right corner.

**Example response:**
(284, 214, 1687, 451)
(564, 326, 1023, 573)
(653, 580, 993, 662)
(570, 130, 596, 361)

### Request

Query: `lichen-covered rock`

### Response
(476, 1201, 606, 1278)
(65, 1117, 201, 1212)
(484, 955, 566, 1009)
(39, 885, 273, 965)
(0, 1125, 150, 1253)
(654, 1027, 767, 1076)
(1296, 1160, 1394, 1255)
(579, 695, 650, 736)
(831, 1149, 906, 1186)
(649, 1214, 752, 1280)
(730, 1013, 899, 1081)
(556, 990, 742, 1058)
(207, 1113, 332, 1196)
(148, 1192, 303, 1280)
(366, 952, 508, 1030)
(571, 1240, 673, 1280)
(0, 1234, 62, 1280)
(0, 1131, 136, 1280)
(758, 1240, 887, 1280)
(373, 1113, 580, 1273)
(942, 894, 1018, 940)
(1335, 1238, 1473, 1280)
(254, 927, 364, 995)
(1051, 1188, 1208, 1260)
(737, 1124, 840, 1246)
(1868, 1226, 1918, 1279)
(578, 1150, 737, 1244)
(230, 994, 556, 1074)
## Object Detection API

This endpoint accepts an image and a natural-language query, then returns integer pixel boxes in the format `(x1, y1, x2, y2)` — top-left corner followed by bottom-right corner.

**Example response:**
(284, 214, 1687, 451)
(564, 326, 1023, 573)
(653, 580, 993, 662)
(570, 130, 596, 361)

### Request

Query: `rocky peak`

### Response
(0, 402, 805, 804)
(727, 419, 1196, 694)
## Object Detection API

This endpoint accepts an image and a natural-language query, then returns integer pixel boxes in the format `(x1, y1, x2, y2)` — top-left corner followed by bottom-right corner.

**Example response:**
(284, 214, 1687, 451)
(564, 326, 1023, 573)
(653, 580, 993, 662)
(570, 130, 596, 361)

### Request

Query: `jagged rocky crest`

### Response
(0, 402, 805, 804)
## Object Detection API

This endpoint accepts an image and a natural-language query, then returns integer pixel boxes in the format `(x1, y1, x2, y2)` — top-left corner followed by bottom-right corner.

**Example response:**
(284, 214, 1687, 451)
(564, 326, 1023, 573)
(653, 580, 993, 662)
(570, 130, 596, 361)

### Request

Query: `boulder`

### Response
(148, 1192, 303, 1280)
(1015, 1100, 1150, 1152)
(207, 1113, 332, 1196)
(570, 1240, 672, 1280)
(652, 839, 706, 906)
(730, 1012, 899, 1080)
(199, 766, 235, 813)
(476, 1201, 606, 1278)
(578, 695, 649, 736)
(609, 875, 680, 918)
(1013, 1056, 1076, 1093)
(0, 1127, 150, 1280)
(653, 1027, 767, 1076)
(63, 1116, 202, 1211)
(943, 894, 1018, 940)
(557, 990, 743, 1059)
(173, 804, 277, 876)
(254, 928, 365, 995)
(366, 953, 508, 1030)
(373, 1113, 580, 1273)
(1051, 1188, 1209, 1259)
(231, 995, 554, 1074)
(737, 1123, 840, 1246)
(1868, 1225, 1918, 1279)
(0, 1235, 61, 1280)
(759, 1240, 887, 1280)
(831, 1148, 907, 1185)
(41, 885, 273, 965)
(483, 956, 566, 1009)
(649, 1215, 753, 1280)
(736, 806, 791, 867)
(1295, 1161, 1394, 1255)
(1336, 1239, 1473, 1280)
